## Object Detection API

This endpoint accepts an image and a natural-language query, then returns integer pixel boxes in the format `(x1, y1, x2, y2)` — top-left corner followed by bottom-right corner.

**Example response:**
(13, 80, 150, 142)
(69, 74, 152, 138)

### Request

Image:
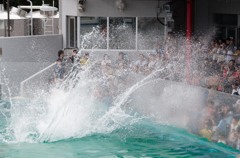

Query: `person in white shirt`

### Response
(228, 116, 239, 148)
(101, 54, 113, 78)
(225, 50, 234, 62)
(232, 83, 240, 96)
(132, 53, 148, 73)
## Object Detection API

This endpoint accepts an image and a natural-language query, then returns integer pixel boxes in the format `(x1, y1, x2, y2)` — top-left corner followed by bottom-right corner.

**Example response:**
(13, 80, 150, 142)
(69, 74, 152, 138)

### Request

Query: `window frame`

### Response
(77, 16, 167, 53)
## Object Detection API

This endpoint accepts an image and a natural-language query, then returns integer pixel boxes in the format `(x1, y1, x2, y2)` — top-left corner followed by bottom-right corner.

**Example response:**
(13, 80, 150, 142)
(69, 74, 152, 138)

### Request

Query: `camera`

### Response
(163, 4, 171, 13)
(78, 0, 86, 5)
(78, 0, 86, 12)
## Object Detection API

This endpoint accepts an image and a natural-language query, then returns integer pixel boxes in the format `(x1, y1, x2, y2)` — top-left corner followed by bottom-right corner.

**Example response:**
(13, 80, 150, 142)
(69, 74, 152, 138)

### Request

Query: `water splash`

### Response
(0, 23, 220, 144)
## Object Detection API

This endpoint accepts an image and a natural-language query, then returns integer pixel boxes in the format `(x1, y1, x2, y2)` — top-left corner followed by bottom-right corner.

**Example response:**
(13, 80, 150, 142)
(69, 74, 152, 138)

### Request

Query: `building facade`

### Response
(59, 0, 240, 48)
(59, 0, 175, 51)
(194, 0, 240, 46)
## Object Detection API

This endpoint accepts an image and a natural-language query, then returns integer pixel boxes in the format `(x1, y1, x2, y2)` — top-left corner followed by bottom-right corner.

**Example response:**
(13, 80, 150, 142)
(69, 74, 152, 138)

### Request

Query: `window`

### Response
(214, 14, 238, 26)
(138, 17, 165, 50)
(78, 17, 166, 51)
(67, 16, 77, 48)
(80, 17, 107, 49)
(215, 27, 227, 40)
(109, 17, 136, 49)
(238, 28, 240, 47)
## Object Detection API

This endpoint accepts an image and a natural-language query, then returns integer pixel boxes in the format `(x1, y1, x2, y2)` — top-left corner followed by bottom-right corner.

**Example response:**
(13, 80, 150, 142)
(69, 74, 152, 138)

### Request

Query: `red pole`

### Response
(186, 0, 192, 83)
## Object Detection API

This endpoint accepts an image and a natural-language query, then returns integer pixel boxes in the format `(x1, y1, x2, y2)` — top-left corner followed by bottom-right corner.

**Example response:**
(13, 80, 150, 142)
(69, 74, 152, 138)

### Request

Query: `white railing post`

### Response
(80, 49, 154, 53)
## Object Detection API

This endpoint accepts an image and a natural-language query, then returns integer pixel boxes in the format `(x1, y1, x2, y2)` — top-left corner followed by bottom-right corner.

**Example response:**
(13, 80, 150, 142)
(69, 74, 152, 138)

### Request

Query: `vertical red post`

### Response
(186, 0, 192, 83)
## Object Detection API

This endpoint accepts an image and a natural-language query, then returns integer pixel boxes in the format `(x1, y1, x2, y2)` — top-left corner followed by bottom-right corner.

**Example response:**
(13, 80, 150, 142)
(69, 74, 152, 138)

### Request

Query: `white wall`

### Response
(0, 35, 63, 97)
(60, 0, 78, 48)
(78, 0, 159, 17)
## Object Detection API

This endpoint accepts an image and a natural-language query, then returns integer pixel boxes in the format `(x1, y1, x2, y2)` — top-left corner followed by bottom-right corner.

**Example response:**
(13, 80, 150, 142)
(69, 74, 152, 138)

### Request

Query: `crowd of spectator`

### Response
(51, 34, 240, 150)
(188, 95, 240, 150)
(191, 37, 240, 95)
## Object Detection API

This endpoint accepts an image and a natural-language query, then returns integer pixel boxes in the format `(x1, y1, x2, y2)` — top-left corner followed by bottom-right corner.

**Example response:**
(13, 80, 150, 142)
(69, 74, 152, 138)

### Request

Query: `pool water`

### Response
(0, 99, 239, 158)
(0, 69, 240, 158)
(0, 121, 238, 158)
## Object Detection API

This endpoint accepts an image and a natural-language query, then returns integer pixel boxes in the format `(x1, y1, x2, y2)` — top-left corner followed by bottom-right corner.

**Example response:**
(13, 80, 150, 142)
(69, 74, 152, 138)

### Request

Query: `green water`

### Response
(0, 91, 240, 158)
(0, 110, 239, 158)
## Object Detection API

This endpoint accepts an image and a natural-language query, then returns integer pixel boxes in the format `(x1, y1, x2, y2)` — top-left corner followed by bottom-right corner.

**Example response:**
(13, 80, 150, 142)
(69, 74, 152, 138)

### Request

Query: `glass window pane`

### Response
(138, 17, 165, 50)
(80, 17, 107, 49)
(69, 18, 75, 47)
(227, 28, 236, 39)
(214, 14, 238, 26)
(238, 28, 240, 47)
(67, 16, 77, 48)
(109, 17, 136, 49)
(215, 27, 226, 40)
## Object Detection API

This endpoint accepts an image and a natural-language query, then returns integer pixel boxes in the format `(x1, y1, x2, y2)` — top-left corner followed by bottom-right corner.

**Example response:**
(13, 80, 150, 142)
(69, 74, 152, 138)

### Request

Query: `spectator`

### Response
(226, 38, 237, 53)
(101, 54, 113, 78)
(69, 49, 79, 64)
(80, 52, 90, 66)
(235, 50, 240, 65)
(227, 116, 239, 148)
(115, 52, 128, 68)
(53, 58, 65, 83)
(132, 53, 148, 73)
(225, 50, 234, 62)
(146, 53, 157, 74)
(199, 119, 214, 140)
(236, 126, 240, 150)
(57, 50, 65, 62)
(232, 83, 240, 95)
(101, 54, 112, 67)
(217, 43, 227, 63)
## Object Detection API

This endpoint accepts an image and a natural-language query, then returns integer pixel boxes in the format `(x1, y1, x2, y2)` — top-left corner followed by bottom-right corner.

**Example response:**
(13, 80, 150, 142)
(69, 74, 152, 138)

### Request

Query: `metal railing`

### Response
(20, 62, 56, 97)
(19, 49, 156, 97)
